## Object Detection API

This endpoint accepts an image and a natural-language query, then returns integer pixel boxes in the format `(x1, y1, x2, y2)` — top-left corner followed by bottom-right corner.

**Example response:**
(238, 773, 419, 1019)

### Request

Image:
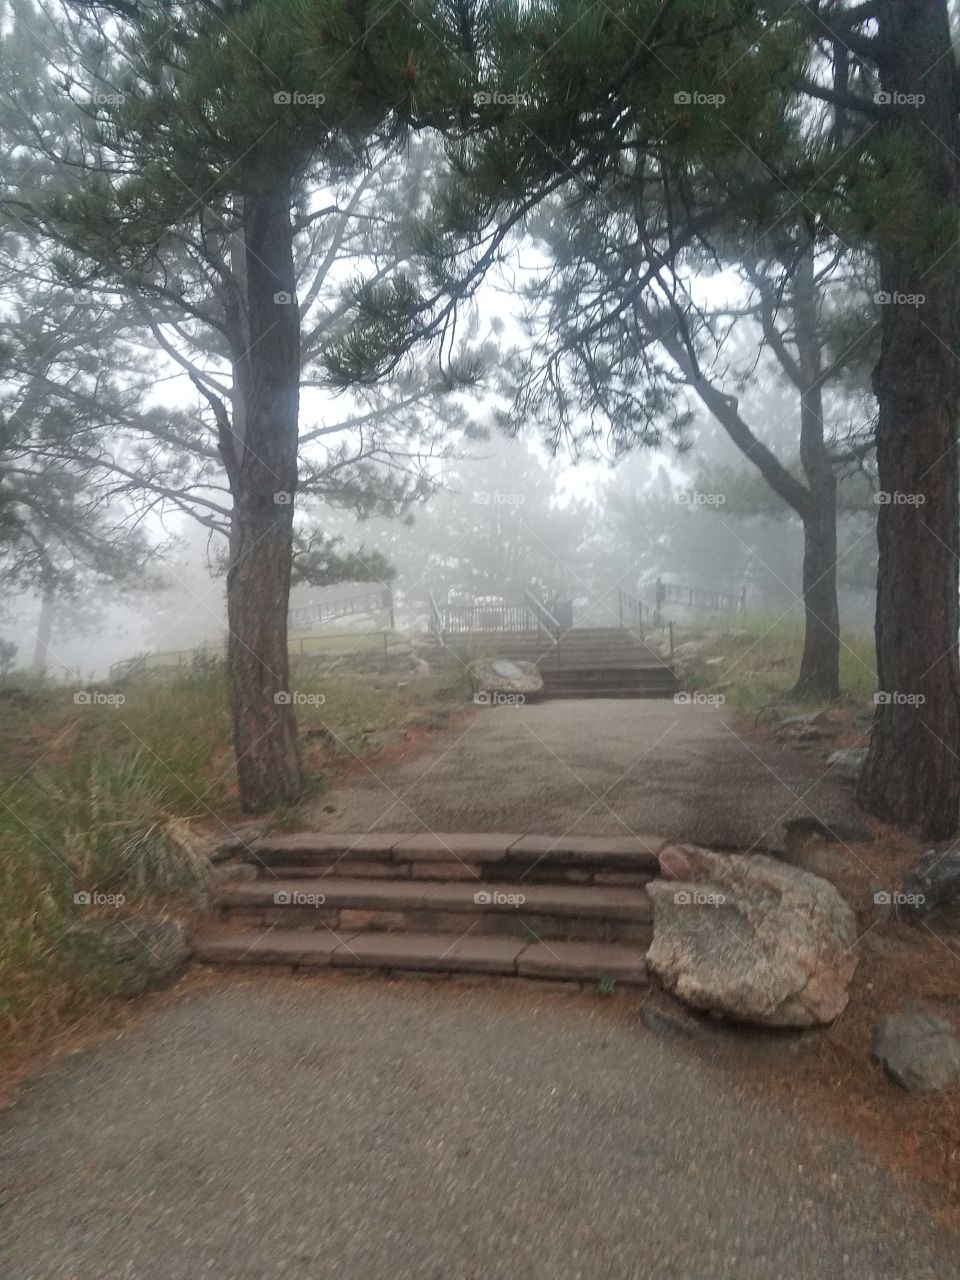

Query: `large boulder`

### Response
(470, 658, 543, 697)
(646, 847, 858, 1027)
(63, 918, 191, 997)
(873, 1014, 960, 1093)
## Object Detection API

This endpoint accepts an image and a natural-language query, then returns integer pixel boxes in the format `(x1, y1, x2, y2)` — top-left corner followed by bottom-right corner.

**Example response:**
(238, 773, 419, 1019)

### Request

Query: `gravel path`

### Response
(309, 700, 868, 852)
(2, 977, 955, 1280)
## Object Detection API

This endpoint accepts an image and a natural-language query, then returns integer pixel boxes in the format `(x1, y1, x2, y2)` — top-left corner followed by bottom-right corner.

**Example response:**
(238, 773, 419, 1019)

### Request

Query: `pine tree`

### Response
(1, 0, 482, 810)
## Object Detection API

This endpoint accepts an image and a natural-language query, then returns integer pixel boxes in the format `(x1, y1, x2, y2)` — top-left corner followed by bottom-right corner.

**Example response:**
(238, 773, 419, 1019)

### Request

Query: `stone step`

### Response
(252, 861, 656, 887)
(194, 928, 649, 986)
(222, 831, 666, 876)
(214, 876, 654, 945)
(539, 665, 675, 677)
(540, 671, 677, 686)
(526, 687, 678, 700)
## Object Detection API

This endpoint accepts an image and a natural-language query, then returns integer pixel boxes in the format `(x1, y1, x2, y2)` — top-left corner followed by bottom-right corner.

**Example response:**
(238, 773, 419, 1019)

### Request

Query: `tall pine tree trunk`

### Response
(794, 478, 839, 699)
(225, 184, 303, 813)
(793, 242, 840, 700)
(857, 0, 960, 837)
(32, 579, 55, 674)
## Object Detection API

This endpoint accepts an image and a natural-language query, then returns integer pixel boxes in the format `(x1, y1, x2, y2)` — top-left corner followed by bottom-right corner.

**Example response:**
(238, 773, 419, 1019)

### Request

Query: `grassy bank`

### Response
(0, 663, 469, 1053)
(671, 612, 877, 717)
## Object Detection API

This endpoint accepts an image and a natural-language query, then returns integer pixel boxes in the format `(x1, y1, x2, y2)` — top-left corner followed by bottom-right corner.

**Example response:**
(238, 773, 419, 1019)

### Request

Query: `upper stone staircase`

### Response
(462, 626, 679, 700)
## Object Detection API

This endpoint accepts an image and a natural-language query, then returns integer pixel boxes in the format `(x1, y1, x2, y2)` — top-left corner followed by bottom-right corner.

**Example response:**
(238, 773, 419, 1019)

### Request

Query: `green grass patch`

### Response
(675, 613, 876, 717)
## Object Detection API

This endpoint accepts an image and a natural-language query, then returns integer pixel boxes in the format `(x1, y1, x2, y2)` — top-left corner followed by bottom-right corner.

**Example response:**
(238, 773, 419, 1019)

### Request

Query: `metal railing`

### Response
(655, 577, 746, 616)
(289, 585, 394, 632)
(525, 590, 562, 648)
(617, 588, 643, 632)
(108, 631, 390, 682)
(428, 590, 564, 647)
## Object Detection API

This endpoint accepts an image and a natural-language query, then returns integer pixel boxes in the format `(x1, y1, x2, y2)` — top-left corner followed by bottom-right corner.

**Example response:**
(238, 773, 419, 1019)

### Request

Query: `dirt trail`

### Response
(308, 699, 868, 853)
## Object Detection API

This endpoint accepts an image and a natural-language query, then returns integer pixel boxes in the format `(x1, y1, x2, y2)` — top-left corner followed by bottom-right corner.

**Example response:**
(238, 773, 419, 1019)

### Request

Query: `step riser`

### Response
(219, 906, 653, 946)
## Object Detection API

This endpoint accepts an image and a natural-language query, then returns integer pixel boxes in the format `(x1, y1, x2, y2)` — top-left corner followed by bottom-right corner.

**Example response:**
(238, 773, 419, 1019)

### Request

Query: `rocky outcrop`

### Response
(646, 847, 858, 1027)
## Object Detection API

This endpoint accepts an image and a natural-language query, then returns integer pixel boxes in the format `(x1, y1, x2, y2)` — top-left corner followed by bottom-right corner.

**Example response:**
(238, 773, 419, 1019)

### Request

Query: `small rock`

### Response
(208, 823, 267, 861)
(62, 918, 190, 997)
(211, 862, 259, 884)
(659, 845, 694, 880)
(642, 999, 700, 1038)
(873, 1014, 960, 1093)
(899, 849, 960, 932)
(672, 641, 703, 660)
(826, 747, 868, 783)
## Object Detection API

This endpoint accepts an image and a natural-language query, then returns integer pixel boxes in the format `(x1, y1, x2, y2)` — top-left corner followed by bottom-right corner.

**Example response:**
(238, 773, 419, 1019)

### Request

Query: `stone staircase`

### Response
(453, 627, 679, 700)
(195, 832, 669, 988)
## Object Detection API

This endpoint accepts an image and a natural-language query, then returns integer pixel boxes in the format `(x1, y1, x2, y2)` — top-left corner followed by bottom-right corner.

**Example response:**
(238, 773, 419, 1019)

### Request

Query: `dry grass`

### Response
(0, 664, 470, 1057)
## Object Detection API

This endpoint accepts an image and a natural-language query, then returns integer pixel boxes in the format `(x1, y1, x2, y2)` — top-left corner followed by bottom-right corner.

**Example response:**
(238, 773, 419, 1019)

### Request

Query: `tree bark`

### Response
(225, 183, 303, 812)
(32, 580, 55, 674)
(792, 243, 840, 700)
(857, 0, 960, 837)
(658, 291, 841, 700)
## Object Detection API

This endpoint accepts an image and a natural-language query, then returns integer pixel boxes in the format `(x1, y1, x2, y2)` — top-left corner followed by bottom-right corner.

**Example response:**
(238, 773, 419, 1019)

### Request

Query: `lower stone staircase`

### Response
(195, 832, 668, 987)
